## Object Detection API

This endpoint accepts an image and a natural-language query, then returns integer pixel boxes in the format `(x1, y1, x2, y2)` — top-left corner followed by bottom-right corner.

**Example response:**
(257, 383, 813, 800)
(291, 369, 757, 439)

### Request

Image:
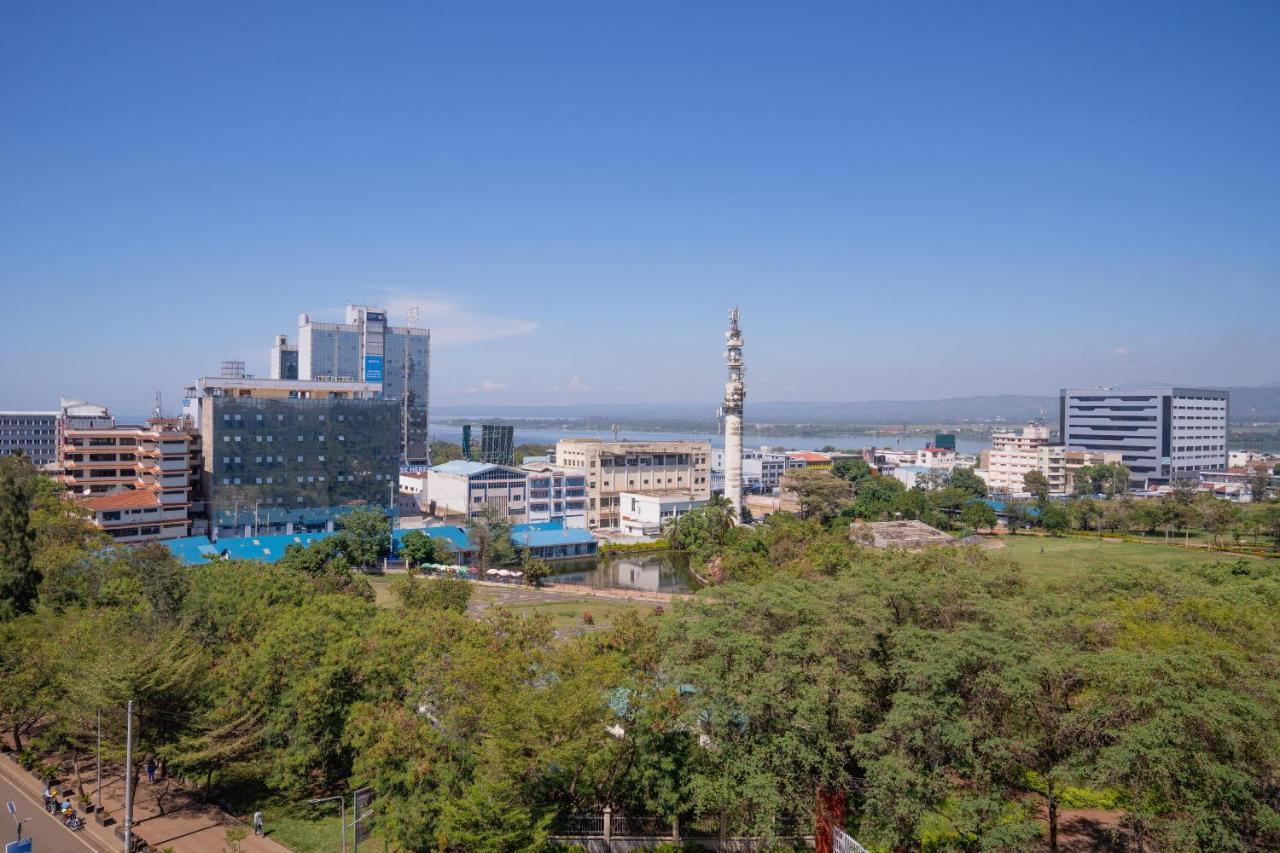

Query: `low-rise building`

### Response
(426, 460, 528, 522)
(522, 464, 588, 527)
(784, 451, 833, 470)
(618, 490, 708, 537)
(555, 438, 711, 529)
(0, 410, 58, 467)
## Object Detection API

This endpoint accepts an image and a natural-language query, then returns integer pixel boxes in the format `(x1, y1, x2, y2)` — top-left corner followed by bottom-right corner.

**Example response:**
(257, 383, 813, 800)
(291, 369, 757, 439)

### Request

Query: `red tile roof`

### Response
(77, 489, 161, 512)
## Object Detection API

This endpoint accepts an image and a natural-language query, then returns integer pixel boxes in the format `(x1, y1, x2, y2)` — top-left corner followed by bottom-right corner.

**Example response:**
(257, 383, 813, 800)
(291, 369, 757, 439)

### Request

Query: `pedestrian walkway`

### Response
(0, 752, 290, 853)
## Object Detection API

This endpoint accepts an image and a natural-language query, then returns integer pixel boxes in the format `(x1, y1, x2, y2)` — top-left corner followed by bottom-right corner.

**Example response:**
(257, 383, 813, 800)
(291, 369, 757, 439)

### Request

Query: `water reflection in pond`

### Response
(547, 550, 697, 594)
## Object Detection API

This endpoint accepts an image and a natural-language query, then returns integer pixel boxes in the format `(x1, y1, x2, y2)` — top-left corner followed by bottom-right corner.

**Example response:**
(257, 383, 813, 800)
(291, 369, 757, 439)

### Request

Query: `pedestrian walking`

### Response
(146, 757, 157, 784)
(253, 811, 264, 836)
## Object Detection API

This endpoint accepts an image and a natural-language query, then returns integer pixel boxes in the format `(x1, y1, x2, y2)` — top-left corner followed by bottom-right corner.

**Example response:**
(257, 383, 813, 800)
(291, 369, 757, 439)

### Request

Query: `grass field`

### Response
(997, 534, 1274, 586)
(493, 598, 657, 630)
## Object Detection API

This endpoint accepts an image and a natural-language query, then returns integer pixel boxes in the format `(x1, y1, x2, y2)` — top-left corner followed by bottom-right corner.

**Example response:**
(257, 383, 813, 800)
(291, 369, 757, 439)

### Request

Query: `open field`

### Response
(496, 598, 658, 630)
(998, 534, 1276, 586)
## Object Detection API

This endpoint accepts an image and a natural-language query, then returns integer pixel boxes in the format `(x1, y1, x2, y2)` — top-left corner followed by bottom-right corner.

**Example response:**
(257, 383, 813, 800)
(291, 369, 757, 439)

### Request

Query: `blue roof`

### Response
(394, 525, 470, 551)
(511, 524, 595, 549)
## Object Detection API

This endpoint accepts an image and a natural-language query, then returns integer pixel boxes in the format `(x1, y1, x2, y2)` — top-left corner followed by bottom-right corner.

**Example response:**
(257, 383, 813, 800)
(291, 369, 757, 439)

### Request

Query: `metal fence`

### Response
(611, 813, 673, 837)
(556, 812, 605, 836)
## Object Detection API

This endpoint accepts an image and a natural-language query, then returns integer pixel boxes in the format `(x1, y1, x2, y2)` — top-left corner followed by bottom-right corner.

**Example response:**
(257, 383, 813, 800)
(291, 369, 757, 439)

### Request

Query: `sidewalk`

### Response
(0, 752, 290, 853)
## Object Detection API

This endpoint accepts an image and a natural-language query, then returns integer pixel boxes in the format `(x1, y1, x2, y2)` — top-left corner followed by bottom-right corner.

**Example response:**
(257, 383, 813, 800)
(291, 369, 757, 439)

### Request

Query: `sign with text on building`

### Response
(363, 355, 384, 383)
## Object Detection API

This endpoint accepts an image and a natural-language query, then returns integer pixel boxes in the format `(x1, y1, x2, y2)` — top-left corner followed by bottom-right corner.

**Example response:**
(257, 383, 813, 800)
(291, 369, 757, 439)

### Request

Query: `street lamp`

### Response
(308, 796, 346, 853)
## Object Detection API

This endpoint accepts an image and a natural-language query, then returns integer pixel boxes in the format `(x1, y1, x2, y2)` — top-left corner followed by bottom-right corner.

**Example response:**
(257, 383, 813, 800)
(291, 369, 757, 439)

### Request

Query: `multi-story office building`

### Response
(618, 491, 709, 537)
(1060, 387, 1229, 485)
(0, 411, 58, 466)
(56, 401, 197, 543)
(463, 423, 515, 466)
(283, 305, 431, 464)
(554, 438, 711, 529)
(184, 373, 401, 538)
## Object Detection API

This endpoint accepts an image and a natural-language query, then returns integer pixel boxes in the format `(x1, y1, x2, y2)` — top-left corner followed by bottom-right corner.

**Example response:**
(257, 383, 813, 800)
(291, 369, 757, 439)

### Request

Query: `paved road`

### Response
(0, 771, 103, 853)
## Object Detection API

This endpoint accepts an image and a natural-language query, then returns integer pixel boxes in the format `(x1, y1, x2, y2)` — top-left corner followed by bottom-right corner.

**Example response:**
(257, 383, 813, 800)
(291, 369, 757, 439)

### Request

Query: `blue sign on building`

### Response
(6, 838, 33, 853)
(364, 354, 384, 382)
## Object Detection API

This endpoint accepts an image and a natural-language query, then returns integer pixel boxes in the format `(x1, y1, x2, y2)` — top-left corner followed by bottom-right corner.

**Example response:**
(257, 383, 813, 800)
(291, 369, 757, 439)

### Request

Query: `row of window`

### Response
(220, 472, 391, 485)
(223, 434, 348, 443)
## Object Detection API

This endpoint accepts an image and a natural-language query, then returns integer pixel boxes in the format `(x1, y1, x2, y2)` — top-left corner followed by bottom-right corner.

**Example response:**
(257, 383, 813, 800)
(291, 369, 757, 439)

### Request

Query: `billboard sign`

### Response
(363, 355, 384, 383)
(6, 839, 32, 853)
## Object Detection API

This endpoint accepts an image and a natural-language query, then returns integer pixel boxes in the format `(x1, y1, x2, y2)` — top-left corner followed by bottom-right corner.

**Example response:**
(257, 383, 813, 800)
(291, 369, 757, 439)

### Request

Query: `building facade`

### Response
(618, 491, 709, 537)
(56, 401, 197, 542)
(0, 411, 58, 466)
(185, 375, 401, 538)
(283, 305, 431, 463)
(523, 465, 588, 527)
(1060, 387, 1229, 485)
(554, 438, 712, 529)
(979, 424, 1065, 495)
(426, 460, 528, 522)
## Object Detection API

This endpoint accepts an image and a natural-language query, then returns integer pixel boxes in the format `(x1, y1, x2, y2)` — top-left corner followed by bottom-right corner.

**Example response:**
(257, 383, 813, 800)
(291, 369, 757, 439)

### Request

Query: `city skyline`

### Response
(3, 1, 1279, 410)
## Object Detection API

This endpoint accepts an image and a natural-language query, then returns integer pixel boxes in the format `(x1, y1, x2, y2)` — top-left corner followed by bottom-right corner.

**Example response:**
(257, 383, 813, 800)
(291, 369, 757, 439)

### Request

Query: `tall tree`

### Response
(780, 469, 849, 522)
(950, 466, 989, 499)
(0, 454, 40, 619)
(1023, 470, 1051, 504)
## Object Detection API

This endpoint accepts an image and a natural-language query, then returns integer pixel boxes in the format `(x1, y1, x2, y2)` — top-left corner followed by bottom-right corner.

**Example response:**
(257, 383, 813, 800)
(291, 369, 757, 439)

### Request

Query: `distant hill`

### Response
(436, 383, 1280, 426)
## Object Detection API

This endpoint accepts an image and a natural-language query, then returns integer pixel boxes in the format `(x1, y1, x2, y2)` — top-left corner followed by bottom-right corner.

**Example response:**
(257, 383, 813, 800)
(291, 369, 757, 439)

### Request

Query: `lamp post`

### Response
(308, 796, 346, 853)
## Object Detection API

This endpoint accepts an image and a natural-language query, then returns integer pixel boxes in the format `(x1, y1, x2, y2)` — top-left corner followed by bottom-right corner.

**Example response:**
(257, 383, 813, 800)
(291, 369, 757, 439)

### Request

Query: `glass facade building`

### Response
(201, 394, 401, 538)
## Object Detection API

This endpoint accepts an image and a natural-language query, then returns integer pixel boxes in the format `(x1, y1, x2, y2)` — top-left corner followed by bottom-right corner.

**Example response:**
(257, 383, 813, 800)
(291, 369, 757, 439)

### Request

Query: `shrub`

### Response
(581, 612, 594, 626)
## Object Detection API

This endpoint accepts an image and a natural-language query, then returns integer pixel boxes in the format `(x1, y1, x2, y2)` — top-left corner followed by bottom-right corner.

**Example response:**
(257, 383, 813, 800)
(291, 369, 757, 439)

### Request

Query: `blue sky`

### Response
(2, 1, 1278, 412)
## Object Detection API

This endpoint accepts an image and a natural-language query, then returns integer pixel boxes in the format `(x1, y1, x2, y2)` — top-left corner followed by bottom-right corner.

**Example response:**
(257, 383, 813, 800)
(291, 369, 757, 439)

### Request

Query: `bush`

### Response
(581, 612, 594, 626)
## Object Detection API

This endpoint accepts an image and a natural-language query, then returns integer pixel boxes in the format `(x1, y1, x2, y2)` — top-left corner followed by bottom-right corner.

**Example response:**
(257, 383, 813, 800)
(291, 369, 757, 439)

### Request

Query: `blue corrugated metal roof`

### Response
(511, 525, 596, 548)
(394, 526, 470, 551)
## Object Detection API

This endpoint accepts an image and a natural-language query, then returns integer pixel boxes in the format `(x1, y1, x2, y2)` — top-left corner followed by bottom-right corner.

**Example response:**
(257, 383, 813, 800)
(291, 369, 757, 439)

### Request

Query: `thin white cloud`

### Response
(568, 374, 591, 392)
(323, 290, 538, 347)
(1112, 346, 1131, 356)
(469, 379, 507, 393)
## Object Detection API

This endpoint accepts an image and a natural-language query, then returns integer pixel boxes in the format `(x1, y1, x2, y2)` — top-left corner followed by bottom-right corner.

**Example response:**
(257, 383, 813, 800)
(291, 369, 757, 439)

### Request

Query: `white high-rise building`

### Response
(277, 305, 431, 464)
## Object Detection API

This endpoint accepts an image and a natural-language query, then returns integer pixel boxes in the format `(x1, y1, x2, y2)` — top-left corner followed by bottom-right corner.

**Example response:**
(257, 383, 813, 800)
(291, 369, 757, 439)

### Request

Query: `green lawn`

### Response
(497, 598, 657, 630)
(998, 534, 1272, 586)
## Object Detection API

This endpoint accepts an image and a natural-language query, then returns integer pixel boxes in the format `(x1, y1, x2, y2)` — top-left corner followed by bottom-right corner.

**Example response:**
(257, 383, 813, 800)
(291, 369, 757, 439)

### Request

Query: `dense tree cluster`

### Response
(2, 453, 1279, 851)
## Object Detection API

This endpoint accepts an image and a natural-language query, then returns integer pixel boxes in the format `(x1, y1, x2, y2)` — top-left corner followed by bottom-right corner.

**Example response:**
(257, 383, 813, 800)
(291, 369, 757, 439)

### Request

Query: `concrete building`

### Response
(280, 304, 431, 464)
(426, 460, 528, 522)
(618, 490, 709, 537)
(712, 447, 788, 494)
(269, 335, 299, 380)
(555, 438, 712, 529)
(0, 411, 58, 466)
(1063, 448, 1126, 494)
(784, 451, 833, 470)
(184, 373, 400, 538)
(56, 401, 197, 543)
(979, 424, 1065, 495)
(1060, 387, 1229, 485)
(522, 465, 588, 527)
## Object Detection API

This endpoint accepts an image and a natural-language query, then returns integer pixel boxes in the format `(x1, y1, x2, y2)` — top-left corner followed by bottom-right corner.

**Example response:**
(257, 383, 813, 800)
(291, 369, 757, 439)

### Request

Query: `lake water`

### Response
(546, 550, 698, 594)
(429, 423, 989, 455)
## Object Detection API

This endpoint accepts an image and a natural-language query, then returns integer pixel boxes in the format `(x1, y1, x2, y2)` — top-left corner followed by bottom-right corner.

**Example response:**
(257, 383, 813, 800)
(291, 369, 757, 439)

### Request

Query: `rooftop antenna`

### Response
(611, 423, 620, 442)
(153, 391, 164, 420)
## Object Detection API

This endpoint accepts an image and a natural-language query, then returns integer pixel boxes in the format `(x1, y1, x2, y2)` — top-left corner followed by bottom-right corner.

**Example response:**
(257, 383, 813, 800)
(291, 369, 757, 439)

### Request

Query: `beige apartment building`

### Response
(554, 438, 711, 529)
(56, 401, 198, 543)
(979, 423, 1065, 495)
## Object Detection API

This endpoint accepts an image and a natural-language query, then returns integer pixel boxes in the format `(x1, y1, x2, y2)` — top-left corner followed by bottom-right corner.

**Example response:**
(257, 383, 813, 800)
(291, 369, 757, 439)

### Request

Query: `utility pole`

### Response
(96, 709, 102, 812)
(123, 700, 134, 853)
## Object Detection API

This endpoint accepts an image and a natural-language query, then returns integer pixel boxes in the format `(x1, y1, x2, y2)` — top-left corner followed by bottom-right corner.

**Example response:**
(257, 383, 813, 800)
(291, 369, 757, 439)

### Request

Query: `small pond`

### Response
(546, 550, 698, 594)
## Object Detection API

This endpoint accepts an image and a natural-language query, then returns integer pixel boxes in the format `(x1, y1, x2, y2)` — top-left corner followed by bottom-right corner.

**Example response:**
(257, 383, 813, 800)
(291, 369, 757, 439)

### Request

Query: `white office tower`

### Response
(722, 308, 745, 519)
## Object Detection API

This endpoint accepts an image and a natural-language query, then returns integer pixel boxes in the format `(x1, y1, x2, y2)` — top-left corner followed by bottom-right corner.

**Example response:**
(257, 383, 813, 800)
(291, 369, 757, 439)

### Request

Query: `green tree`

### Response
(519, 548, 552, 588)
(959, 500, 998, 533)
(336, 507, 391, 568)
(389, 574, 472, 614)
(469, 506, 516, 568)
(949, 466, 989, 498)
(398, 529, 450, 569)
(1198, 497, 1242, 547)
(1023, 470, 1051, 504)
(0, 612, 61, 751)
(1040, 504, 1070, 535)
(0, 454, 40, 619)
(780, 468, 850, 522)
(1245, 461, 1273, 503)
(831, 457, 872, 485)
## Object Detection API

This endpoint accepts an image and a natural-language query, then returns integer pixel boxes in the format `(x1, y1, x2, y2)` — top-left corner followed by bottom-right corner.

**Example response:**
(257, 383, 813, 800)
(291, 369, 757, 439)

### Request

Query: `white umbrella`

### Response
(485, 568, 500, 575)
(496, 569, 512, 577)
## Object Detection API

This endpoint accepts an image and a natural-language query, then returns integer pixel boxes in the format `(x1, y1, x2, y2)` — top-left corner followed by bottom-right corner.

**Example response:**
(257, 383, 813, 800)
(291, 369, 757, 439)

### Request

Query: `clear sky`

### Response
(2, 1, 1278, 412)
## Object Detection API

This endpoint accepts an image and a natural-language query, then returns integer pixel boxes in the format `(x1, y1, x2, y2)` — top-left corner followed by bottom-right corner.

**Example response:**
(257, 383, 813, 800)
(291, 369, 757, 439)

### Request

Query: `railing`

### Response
(612, 814, 672, 837)
(555, 813, 605, 836)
